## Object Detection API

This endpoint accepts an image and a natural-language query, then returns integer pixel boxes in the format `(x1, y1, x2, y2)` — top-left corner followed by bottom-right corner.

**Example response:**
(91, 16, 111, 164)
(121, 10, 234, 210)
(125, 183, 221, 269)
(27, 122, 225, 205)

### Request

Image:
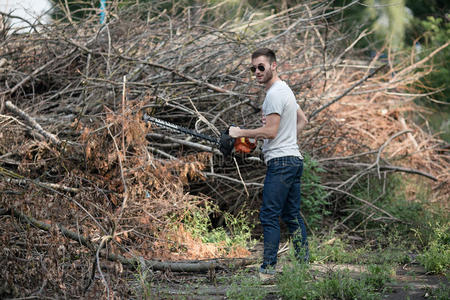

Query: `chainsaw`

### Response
(142, 113, 256, 156)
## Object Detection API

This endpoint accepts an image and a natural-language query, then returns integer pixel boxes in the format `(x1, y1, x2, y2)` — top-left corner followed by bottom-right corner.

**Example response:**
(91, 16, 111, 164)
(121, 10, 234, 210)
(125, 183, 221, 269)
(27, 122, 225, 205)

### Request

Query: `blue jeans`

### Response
(260, 156, 308, 269)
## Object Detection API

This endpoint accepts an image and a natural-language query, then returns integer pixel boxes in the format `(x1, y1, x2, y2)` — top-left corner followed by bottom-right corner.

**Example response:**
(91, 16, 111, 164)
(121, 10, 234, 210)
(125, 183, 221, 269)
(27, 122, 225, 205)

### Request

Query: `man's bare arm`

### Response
(229, 114, 280, 139)
(296, 107, 308, 134)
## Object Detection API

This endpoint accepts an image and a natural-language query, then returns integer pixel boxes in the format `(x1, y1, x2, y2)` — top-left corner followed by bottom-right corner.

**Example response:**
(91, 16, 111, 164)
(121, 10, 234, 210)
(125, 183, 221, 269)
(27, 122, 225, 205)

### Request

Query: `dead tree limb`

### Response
(5, 101, 61, 145)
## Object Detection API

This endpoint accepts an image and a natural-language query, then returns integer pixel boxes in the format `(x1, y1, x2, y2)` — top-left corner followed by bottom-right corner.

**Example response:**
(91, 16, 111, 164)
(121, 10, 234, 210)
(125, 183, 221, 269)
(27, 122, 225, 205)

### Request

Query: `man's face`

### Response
(251, 55, 275, 85)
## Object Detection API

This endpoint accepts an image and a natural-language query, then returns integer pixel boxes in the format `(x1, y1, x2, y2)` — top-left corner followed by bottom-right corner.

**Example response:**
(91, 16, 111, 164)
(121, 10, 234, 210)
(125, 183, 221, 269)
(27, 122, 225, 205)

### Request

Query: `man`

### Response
(229, 48, 309, 275)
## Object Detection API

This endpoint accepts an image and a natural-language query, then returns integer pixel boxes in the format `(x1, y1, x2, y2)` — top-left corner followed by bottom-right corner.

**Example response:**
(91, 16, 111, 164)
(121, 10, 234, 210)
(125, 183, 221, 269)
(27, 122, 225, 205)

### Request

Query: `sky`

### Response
(0, 0, 52, 30)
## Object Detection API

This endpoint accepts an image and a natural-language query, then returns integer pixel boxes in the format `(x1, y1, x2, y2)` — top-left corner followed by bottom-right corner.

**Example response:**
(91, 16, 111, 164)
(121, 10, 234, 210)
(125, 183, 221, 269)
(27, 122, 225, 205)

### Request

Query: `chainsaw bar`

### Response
(143, 113, 220, 144)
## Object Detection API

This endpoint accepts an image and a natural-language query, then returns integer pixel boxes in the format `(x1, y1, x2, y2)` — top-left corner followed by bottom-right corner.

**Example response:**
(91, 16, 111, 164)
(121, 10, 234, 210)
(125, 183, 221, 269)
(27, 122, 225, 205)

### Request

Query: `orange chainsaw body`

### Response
(234, 137, 256, 154)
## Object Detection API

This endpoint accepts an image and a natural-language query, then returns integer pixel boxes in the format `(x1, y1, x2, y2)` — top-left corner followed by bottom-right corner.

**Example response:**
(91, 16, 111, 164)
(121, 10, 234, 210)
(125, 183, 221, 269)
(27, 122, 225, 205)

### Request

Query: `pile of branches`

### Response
(0, 1, 448, 297)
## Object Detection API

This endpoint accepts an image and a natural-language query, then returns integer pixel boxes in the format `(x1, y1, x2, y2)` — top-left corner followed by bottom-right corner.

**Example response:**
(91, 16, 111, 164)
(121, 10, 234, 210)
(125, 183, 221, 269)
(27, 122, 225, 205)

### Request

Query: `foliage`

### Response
(419, 16, 449, 66)
(417, 222, 450, 275)
(383, 194, 449, 253)
(414, 16, 450, 111)
(405, 0, 449, 19)
(182, 203, 255, 249)
(301, 153, 330, 230)
(344, 174, 444, 247)
(342, 173, 407, 235)
(333, 1, 449, 140)
(277, 262, 311, 299)
(363, 264, 395, 291)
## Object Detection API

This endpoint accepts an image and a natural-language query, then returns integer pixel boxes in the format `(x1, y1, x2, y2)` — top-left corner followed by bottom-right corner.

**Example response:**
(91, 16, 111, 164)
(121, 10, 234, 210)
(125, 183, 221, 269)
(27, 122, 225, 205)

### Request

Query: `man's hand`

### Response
(229, 126, 241, 138)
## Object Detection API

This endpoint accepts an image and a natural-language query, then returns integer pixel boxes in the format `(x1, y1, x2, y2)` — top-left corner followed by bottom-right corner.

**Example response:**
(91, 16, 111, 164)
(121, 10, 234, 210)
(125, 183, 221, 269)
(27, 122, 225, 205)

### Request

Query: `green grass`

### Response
(226, 271, 267, 300)
(307, 232, 411, 266)
(276, 259, 394, 300)
(309, 234, 360, 264)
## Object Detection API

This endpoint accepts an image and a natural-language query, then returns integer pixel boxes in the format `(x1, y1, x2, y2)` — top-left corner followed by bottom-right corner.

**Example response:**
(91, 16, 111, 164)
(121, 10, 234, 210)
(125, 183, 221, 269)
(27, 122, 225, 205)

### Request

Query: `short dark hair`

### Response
(251, 48, 276, 63)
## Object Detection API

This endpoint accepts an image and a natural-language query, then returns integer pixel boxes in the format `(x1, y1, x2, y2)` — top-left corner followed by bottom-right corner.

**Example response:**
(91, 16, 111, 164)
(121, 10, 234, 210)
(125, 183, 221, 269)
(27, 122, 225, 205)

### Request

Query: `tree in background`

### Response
(49, 0, 99, 21)
(405, 1, 449, 104)
(365, 0, 412, 50)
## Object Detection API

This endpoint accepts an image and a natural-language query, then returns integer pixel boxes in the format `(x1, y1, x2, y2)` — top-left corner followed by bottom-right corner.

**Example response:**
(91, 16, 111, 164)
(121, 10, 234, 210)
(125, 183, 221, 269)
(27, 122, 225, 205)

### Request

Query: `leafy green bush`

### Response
(301, 153, 330, 230)
(418, 222, 450, 275)
(182, 204, 255, 248)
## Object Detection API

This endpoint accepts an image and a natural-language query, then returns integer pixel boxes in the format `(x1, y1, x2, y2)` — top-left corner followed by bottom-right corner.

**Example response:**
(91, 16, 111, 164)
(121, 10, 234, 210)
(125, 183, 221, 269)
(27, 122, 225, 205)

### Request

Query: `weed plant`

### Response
(131, 260, 153, 299)
(309, 234, 360, 264)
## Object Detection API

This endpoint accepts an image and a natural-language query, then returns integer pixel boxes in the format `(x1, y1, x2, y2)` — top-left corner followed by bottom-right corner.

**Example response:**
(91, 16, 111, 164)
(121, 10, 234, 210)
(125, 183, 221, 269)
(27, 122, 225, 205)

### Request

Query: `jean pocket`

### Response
(267, 163, 284, 174)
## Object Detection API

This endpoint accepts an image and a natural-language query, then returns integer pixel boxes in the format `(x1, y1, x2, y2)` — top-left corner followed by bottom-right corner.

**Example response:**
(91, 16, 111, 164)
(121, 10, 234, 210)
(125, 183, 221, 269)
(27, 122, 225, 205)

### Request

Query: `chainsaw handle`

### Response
(218, 128, 235, 157)
(220, 125, 257, 156)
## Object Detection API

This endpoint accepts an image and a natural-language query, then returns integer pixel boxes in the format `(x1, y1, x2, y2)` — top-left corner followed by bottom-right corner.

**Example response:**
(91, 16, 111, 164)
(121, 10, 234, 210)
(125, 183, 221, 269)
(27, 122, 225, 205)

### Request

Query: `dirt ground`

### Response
(146, 246, 449, 299)
(144, 264, 448, 299)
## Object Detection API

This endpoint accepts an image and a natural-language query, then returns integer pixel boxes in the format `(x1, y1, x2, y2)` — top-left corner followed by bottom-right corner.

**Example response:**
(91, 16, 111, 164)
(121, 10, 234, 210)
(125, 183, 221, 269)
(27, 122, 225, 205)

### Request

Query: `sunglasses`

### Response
(250, 65, 265, 73)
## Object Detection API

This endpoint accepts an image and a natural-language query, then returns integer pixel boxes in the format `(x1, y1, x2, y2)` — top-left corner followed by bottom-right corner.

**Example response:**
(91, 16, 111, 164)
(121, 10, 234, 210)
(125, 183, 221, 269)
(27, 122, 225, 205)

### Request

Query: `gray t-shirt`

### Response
(261, 80, 302, 163)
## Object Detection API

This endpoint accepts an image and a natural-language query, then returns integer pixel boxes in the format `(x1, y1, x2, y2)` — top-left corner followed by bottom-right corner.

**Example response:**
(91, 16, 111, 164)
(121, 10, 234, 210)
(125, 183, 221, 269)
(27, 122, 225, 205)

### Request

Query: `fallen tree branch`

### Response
(0, 171, 115, 194)
(5, 101, 61, 145)
(66, 37, 241, 97)
(2, 177, 81, 193)
(375, 129, 412, 178)
(368, 164, 437, 181)
(0, 207, 95, 250)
